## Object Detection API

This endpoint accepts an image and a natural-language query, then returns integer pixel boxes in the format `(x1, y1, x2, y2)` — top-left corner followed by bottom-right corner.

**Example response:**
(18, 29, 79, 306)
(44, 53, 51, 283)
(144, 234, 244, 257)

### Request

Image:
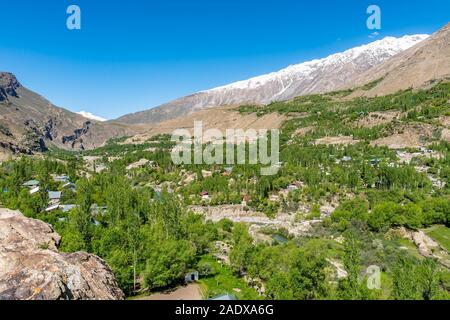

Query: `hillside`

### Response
(352, 22, 450, 96)
(126, 105, 287, 144)
(0, 72, 140, 156)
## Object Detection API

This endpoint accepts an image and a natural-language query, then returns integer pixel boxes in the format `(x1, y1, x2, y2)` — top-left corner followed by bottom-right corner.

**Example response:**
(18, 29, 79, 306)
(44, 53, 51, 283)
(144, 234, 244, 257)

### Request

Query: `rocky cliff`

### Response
(0, 208, 124, 300)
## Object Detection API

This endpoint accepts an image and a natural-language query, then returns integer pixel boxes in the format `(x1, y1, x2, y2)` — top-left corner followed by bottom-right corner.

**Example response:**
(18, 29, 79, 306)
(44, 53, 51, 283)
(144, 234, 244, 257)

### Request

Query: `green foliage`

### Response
(337, 232, 374, 300)
(425, 225, 450, 252)
(229, 223, 254, 275)
(144, 239, 195, 290)
(1, 81, 450, 300)
(367, 198, 450, 232)
(331, 197, 369, 230)
(392, 256, 442, 300)
(368, 202, 397, 231)
(198, 256, 260, 300)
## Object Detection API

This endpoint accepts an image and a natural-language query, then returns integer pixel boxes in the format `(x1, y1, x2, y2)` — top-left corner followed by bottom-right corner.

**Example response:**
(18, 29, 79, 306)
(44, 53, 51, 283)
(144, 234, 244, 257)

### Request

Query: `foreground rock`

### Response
(0, 208, 124, 300)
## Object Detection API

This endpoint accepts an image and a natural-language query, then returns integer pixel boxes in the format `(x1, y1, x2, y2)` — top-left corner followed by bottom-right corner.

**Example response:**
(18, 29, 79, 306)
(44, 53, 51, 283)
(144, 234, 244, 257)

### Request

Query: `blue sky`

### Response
(0, 0, 448, 119)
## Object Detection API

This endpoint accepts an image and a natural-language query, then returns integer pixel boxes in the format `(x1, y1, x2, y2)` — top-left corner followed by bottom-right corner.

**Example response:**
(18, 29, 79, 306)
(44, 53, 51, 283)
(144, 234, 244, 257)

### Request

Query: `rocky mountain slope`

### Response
(351, 22, 450, 96)
(0, 72, 139, 156)
(0, 208, 124, 300)
(126, 105, 287, 144)
(116, 34, 428, 125)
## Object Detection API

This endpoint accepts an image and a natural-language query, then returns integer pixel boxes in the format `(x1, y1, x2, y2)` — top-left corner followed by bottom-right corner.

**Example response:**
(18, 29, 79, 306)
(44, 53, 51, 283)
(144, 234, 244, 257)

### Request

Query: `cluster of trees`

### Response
(330, 196, 450, 232)
(368, 198, 450, 231)
(58, 175, 220, 293)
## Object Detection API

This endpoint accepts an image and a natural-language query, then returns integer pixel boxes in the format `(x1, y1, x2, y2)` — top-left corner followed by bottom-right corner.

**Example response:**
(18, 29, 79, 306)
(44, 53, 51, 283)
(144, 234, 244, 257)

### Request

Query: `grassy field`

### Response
(395, 237, 424, 260)
(425, 225, 450, 252)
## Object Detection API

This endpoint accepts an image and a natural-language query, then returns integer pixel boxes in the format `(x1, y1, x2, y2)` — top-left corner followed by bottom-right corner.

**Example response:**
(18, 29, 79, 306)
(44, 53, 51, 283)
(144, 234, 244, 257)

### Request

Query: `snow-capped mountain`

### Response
(207, 35, 429, 97)
(77, 111, 107, 122)
(116, 34, 428, 125)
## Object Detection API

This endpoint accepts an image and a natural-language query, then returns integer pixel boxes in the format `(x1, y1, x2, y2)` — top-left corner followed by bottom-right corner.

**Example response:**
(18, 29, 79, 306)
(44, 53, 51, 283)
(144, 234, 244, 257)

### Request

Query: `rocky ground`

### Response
(0, 208, 124, 300)
(191, 204, 322, 238)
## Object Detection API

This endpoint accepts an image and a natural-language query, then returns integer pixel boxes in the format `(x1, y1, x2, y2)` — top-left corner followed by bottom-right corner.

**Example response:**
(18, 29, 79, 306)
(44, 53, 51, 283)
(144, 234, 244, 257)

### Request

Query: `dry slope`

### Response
(0, 72, 141, 155)
(353, 22, 450, 96)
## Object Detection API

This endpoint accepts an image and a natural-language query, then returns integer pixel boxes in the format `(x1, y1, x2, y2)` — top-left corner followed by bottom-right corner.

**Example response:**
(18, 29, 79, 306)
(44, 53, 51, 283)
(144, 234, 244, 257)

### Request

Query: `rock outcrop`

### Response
(0, 72, 20, 101)
(0, 208, 124, 300)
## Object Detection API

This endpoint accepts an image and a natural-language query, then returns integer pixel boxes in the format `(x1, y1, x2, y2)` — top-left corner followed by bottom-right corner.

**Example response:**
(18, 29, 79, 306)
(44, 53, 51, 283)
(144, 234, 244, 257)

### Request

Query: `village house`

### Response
(200, 191, 210, 201)
(342, 156, 352, 162)
(201, 170, 213, 178)
(45, 204, 60, 212)
(269, 194, 280, 202)
(52, 174, 70, 183)
(224, 166, 233, 173)
(419, 147, 432, 154)
(222, 166, 234, 176)
(370, 158, 382, 167)
(62, 182, 77, 192)
(184, 271, 199, 283)
(22, 180, 39, 188)
(287, 183, 299, 191)
(60, 204, 77, 213)
(29, 186, 40, 195)
(48, 191, 62, 206)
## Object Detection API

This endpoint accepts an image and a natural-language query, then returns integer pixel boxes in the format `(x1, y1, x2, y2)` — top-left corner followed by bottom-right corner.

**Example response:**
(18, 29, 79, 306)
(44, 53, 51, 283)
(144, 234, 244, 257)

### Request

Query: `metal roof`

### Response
(48, 191, 62, 199)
